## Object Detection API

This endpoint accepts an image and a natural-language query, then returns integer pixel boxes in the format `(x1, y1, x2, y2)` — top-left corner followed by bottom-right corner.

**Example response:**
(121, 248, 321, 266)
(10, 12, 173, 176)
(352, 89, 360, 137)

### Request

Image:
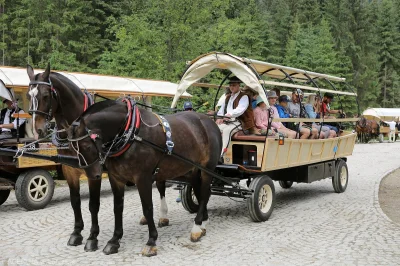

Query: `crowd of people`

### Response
(213, 77, 345, 158)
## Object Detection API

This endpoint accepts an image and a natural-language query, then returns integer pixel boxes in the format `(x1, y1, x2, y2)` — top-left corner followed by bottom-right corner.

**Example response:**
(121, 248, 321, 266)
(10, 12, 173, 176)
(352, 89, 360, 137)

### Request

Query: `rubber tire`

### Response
(180, 184, 199, 213)
(279, 180, 293, 189)
(0, 190, 11, 205)
(378, 134, 384, 143)
(247, 176, 276, 222)
(15, 169, 55, 211)
(332, 160, 349, 193)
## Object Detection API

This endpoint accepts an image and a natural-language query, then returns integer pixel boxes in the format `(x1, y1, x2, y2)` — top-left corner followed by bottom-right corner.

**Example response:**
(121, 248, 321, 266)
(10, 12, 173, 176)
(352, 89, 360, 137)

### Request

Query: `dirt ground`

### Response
(379, 168, 400, 225)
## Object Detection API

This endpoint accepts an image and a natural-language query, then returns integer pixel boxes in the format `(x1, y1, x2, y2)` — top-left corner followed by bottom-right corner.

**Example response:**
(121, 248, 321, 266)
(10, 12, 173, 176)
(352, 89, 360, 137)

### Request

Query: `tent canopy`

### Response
(362, 108, 400, 121)
(171, 52, 353, 108)
(0, 66, 190, 98)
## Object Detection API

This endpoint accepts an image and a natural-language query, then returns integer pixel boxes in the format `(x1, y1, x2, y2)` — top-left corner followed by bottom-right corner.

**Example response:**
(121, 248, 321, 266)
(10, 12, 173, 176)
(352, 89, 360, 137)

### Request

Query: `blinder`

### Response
(28, 78, 57, 130)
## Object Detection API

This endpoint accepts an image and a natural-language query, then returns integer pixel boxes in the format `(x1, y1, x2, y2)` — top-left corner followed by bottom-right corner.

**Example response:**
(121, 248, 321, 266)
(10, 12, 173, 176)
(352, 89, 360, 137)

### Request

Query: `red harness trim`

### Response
(83, 94, 89, 112)
(109, 100, 140, 158)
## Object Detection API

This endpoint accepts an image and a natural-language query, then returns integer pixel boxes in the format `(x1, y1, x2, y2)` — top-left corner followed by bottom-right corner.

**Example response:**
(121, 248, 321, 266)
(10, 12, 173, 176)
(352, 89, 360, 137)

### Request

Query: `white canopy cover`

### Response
(171, 52, 351, 109)
(0, 66, 189, 98)
(362, 108, 400, 121)
(171, 53, 270, 108)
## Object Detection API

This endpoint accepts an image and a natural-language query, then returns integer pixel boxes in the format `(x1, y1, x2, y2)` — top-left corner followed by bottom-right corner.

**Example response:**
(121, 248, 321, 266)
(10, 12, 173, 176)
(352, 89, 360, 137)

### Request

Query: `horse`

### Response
(66, 98, 222, 256)
(25, 64, 191, 252)
(355, 116, 380, 143)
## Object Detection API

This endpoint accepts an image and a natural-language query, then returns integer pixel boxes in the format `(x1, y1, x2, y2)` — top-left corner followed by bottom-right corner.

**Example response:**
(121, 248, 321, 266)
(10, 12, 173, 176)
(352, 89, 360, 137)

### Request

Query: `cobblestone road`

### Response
(1, 143, 400, 266)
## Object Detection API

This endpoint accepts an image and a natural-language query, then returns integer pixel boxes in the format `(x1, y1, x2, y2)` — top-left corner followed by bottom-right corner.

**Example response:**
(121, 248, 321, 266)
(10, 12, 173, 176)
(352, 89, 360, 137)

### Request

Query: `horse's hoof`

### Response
(103, 242, 120, 255)
(142, 245, 157, 257)
(139, 216, 148, 225)
(201, 228, 206, 236)
(158, 218, 169, 227)
(190, 232, 203, 242)
(67, 234, 83, 246)
(84, 239, 98, 252)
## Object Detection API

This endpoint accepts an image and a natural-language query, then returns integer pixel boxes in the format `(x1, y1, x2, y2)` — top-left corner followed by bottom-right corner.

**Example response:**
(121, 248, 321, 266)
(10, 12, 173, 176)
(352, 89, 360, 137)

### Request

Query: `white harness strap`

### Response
(28, 85, 39, 137)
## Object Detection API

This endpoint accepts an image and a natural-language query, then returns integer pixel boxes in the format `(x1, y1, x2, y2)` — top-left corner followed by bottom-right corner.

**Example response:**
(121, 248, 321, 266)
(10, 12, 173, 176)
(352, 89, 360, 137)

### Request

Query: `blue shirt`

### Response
(304, 104, 316, 118)
(275, 104, 290, 118)
(252, 99, 257, 109)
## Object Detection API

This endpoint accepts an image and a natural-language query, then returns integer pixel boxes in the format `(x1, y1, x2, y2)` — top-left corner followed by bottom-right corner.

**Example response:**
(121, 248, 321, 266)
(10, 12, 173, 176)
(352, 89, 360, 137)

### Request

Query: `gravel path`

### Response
(1, 142, 400, 266)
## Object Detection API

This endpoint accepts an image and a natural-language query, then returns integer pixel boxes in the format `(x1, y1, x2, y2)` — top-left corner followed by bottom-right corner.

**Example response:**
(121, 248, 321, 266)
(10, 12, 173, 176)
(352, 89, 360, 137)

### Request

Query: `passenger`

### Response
(276, 95, 291, 128)
(253, 92, 296, 139)
(287, 89, 317, 139)
(321, 92, 344, 135)
(242, 86, 259, 109)
(216, 76, 259, 157)
(305, 95, 335, 139)
(0, 99, 27, 140)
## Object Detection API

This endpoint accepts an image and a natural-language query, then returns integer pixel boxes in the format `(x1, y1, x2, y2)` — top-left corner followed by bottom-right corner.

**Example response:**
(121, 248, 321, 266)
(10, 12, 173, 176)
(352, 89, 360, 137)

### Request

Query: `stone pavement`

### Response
(1, 143, 400, 266)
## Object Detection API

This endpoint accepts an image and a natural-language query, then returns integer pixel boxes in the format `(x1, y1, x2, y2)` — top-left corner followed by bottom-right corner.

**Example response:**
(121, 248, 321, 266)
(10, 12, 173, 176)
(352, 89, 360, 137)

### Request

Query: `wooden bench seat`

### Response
(231, 131, 268, 142)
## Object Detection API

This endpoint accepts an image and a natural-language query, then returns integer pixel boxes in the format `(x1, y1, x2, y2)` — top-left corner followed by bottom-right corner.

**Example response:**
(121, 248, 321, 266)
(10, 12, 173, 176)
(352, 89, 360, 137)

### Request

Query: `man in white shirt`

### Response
(0, 99, 27, 140)
(384, 120, 397, 143)
(216, 76, 258, 157)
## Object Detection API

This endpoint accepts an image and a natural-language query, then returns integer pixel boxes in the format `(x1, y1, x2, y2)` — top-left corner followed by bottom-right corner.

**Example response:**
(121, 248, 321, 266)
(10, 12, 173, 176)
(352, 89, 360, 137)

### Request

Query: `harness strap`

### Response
(154, 114, 174, 155)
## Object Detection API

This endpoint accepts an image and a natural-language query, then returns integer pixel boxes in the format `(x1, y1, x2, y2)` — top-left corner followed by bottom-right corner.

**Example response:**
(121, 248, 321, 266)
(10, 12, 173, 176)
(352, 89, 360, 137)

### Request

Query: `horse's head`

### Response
(27, 63, 58, 139)
(67, 118, 103, 180)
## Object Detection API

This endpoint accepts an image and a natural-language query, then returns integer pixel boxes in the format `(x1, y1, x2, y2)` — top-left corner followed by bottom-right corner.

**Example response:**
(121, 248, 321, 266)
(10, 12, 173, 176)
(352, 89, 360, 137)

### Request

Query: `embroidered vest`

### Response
(0, 108, 26, 137)
(224, 92, 255, 130)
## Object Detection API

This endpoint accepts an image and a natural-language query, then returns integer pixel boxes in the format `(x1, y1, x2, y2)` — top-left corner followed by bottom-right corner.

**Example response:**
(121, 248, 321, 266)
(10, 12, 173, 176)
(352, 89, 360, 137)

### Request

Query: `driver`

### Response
(216, 76, 259, 158)
(0, 99, 27, 140)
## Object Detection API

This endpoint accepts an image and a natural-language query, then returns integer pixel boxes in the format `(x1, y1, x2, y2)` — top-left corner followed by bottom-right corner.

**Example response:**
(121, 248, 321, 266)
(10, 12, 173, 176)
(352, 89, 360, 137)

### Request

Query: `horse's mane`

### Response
(81, 100, 119, 117)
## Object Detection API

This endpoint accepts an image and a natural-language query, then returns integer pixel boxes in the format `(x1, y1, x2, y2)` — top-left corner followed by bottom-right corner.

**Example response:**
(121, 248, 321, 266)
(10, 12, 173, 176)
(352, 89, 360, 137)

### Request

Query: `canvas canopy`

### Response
(171, 52, 354, 108)
(0, 66, 190, 98)
(362, 108, 400, 121)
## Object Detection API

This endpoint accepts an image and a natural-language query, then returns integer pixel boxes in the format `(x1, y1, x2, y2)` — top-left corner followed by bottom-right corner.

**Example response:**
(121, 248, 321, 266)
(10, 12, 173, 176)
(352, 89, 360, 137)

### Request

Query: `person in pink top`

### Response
(253, 91, 297, 138)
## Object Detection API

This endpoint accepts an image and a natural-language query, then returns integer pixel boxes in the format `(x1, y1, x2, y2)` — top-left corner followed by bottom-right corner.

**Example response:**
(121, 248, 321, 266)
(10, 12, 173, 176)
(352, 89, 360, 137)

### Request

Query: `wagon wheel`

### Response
(332, 160, 348, 193)
(278, 180, 293, 189)
(15, 169, 55, 211)
(0, 189, 11, 205)
(180, 184, 199, 213)
(247, 175, 276, 222)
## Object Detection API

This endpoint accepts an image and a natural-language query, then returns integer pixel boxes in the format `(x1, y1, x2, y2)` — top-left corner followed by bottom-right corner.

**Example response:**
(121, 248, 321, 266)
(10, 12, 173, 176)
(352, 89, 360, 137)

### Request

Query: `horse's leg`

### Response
(84, 178, 102, 252)
(103, 176, 125, 255)
(156, 180, 169, 227)
(137, 177, 158, 257)
(190, 171, 212, 242)
(190, 172, 208, 236)
(139, 180, 167, 226)
(64, 166, 84, 246)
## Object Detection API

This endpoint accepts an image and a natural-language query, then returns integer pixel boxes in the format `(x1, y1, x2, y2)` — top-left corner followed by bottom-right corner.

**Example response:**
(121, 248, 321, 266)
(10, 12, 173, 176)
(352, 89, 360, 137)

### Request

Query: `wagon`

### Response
(171, 52, 358, 221)
(362, 108, 400, 142)
(0, 66, 190, 210)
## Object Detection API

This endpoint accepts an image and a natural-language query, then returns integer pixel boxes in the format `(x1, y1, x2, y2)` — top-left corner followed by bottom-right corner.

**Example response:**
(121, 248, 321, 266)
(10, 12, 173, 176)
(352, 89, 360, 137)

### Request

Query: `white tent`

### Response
(0, 66, 190, 98)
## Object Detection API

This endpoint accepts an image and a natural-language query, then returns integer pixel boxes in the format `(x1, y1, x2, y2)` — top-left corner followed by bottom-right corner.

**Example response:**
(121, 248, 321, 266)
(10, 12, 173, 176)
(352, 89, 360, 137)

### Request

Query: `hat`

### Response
(266, 90, 278, 99)
(2, 99, 11, 104)
(228, 76, 242, 84)
(183, 101, 193, 110)
(256, 95, 264, 106)
(324, 92, 335, 101)
(292, 89, 304, 95)
(278, 95, 289, 103)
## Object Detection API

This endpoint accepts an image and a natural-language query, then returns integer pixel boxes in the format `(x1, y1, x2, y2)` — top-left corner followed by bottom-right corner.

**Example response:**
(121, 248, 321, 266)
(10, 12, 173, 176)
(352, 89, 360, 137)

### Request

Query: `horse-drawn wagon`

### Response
(171, 52, 358, 222)
(360, 108, 400, 142)
(0, 66, 189, 210)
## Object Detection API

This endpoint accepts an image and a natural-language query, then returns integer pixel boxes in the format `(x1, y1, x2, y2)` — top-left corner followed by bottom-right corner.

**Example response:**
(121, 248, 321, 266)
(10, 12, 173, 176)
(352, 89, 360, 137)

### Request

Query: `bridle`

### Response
(28, 79, 57, 131)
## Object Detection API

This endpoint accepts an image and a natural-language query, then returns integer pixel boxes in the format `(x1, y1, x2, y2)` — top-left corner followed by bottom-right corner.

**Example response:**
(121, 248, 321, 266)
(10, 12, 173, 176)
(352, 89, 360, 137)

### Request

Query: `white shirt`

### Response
(2, 108, 26, 132)
(384, 121, 397, 131)
(217, 91, 249, 118)
(216, 94, 226, 108)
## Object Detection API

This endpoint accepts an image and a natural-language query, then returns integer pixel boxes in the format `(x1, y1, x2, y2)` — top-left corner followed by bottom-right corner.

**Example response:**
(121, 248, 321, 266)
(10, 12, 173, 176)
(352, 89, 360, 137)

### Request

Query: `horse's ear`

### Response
(27, 64, 35, 81)
(43, 63, 51, 80)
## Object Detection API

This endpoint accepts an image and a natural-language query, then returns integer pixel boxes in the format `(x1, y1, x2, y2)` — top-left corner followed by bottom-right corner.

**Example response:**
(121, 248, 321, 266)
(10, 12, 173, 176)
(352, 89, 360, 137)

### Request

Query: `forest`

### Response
(0, 0, 399, 113)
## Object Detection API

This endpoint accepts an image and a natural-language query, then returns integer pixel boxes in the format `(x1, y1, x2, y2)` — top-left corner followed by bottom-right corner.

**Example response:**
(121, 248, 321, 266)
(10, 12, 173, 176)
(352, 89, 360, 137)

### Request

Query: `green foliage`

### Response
(1, 0, 400, 114)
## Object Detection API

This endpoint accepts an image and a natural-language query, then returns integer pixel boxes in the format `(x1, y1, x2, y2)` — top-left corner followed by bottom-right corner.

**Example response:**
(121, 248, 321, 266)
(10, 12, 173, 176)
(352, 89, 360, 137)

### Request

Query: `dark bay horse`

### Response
(67, 99, 222, 256)
(355, 116, 380, 143)
(26, 64, 102, 251)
